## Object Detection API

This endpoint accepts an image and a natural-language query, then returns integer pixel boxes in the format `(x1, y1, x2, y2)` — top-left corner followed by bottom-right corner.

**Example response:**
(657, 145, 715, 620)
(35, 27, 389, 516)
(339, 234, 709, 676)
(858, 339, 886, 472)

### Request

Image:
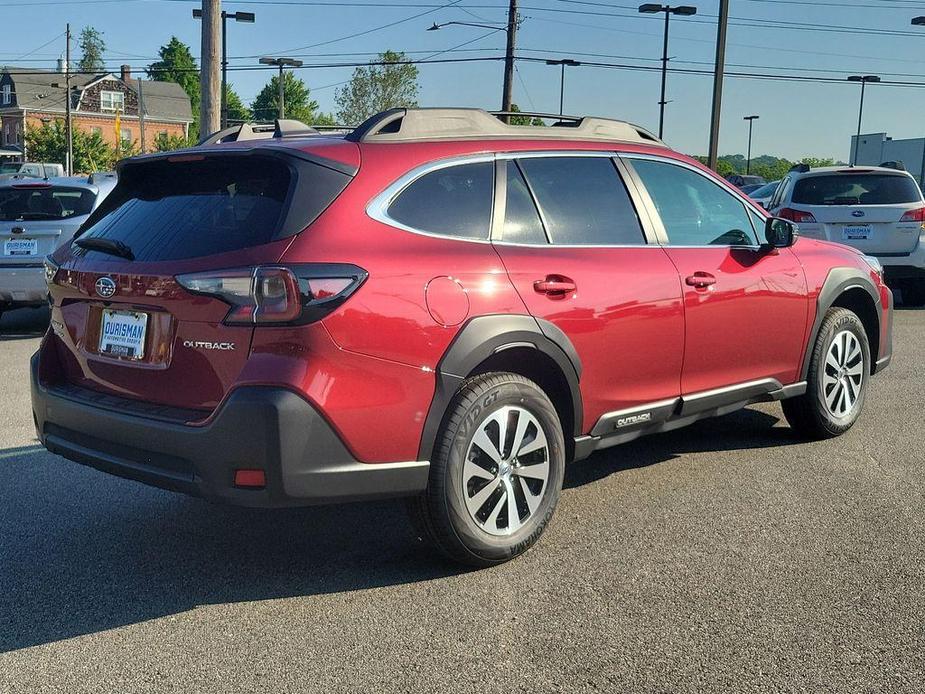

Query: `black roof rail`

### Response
(879, 160, 906, 171)
(197, 119, 320, 146)
(789, 163, 811, 173)
(344, 107, 666, 146)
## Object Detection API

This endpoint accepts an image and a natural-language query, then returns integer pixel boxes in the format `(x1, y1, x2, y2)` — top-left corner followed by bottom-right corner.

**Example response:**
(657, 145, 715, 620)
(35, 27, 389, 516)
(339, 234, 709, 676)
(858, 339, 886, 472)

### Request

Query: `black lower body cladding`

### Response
(30, 353, 428, 507)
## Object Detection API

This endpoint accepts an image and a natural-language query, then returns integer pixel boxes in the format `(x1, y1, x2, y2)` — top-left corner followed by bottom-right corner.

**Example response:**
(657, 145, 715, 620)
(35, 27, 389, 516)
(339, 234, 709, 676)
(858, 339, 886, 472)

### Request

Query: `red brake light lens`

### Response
(176, 264, 367, 326)
(900, 206, 925, 223)
(778, 207, 817, 224)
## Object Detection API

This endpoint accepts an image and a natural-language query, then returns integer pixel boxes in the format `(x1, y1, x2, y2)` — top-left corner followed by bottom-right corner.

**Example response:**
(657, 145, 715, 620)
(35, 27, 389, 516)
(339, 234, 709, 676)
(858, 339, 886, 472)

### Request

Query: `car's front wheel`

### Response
(408, 372, 566, 567)
(782, 307, 870, 439)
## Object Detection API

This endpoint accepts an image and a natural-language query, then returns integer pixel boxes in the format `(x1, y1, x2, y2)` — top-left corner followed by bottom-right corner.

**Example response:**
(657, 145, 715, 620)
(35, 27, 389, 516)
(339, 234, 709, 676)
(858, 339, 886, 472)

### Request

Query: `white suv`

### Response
(767, 163, 925, 306)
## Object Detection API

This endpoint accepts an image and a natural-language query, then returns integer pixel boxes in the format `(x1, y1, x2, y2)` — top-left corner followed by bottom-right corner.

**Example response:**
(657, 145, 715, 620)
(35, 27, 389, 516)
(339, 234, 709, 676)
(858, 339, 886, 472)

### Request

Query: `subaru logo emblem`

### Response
(852, 210, 865, 218)
(95, 276, 117, 298)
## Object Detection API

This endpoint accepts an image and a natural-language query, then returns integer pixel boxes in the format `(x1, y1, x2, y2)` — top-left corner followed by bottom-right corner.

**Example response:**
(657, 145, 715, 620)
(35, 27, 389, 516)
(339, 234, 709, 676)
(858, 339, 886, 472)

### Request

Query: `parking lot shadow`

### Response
(1, 406, 792, 652)
(0, 306, 49, 341)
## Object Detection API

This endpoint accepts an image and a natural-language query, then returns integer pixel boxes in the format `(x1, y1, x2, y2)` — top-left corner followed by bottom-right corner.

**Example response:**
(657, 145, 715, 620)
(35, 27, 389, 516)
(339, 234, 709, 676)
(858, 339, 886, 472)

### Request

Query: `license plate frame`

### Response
(842, 225, 872, 241)
(3, 238, 38, 256)
(99, 309, 148, 360)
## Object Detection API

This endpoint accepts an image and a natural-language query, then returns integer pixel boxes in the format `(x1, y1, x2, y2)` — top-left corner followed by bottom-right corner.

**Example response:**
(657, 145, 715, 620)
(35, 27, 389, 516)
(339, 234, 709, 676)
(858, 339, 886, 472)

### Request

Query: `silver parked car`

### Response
(0, 175, 116, 319)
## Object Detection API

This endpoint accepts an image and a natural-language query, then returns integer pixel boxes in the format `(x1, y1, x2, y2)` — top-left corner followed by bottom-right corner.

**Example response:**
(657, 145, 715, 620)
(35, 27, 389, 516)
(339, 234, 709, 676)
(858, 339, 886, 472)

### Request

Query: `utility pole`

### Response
(194, 9, 255, 128)
(707, 0, 729, 170)
(744, 115, 759, 175)
(501, 0, 518, 122)
(138, 78, 146, 153)
(64, 24, 73, 175)
(200, 0, 221, 138)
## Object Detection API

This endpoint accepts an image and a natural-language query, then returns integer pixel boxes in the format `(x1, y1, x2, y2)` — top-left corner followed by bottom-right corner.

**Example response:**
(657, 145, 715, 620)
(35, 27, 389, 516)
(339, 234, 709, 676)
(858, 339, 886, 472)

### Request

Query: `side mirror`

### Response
(764, 217, 797, 249)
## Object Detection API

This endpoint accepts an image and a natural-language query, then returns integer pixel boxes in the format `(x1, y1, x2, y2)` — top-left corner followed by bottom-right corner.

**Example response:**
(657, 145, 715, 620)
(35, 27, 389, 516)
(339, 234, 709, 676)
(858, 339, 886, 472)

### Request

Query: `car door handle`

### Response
(534, 276, 577, 296)
(685, 272, 716, 288)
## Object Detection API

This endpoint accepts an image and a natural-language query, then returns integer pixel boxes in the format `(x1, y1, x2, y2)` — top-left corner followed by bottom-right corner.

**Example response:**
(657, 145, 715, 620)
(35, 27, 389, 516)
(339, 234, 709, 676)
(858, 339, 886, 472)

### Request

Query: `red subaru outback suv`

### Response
(32, 109, 893, 566)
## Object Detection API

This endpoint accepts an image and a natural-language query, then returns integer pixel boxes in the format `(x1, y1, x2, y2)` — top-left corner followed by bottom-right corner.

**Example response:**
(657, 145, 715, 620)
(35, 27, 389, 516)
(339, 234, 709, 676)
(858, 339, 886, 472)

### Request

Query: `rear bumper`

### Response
(0, 264, 46, 307)
(30, 353, 430, 507)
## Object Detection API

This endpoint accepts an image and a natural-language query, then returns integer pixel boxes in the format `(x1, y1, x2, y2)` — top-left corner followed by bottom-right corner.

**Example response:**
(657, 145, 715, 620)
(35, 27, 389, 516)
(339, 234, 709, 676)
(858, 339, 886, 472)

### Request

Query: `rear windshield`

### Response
(0, 186, 96, 221)
(76, 155, 348, 262)
(792, 174, 922, 205)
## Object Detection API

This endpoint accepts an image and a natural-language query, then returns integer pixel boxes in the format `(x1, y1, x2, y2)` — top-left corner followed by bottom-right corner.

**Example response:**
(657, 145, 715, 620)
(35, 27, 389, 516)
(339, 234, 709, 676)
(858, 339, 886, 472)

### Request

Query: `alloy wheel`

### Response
(462, 405, 550, 537)
(822, 329, 865, 418)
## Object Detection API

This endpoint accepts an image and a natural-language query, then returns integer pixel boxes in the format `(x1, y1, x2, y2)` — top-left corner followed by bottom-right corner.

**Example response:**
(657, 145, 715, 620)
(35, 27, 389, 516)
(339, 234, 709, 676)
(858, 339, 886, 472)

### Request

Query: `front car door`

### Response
(623, 155, 809, 397)
(491, 152, 685, 437)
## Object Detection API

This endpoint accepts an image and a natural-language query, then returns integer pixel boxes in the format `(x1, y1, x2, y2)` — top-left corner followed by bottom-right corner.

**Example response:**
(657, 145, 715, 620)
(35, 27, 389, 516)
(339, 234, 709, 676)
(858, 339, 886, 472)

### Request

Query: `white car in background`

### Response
(747, 179, 781, 209)
(767, 163, 925, 306)
(0, 175, 116, 321)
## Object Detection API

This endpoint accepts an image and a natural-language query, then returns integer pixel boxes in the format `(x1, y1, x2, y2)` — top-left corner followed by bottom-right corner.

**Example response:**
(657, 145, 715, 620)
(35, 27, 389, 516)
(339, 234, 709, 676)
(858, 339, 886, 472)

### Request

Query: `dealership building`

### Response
(850, 132, 925, 186)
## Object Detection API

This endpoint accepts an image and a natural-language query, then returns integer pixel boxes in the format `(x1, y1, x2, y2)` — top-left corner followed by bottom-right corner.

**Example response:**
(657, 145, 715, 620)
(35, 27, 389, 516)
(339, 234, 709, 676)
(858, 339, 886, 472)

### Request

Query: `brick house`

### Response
(0, 64, 193, 162)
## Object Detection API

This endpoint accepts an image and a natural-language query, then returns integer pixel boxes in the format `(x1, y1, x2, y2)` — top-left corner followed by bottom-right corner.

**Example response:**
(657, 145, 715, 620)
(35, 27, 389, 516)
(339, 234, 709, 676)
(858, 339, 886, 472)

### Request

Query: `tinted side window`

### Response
(632, 159, 758, 246)
(517, 157, 645, 245)
(388, 162, 493, 240)
(502, 160, 547, 244)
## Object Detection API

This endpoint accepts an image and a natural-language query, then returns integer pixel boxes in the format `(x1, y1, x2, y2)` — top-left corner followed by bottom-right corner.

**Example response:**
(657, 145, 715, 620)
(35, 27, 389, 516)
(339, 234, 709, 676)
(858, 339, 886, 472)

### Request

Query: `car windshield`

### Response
(0, 186, 96, 221)
(0, 163, 20, 174)
(792, 174, 922, 205)
(749, 181, 779, 198)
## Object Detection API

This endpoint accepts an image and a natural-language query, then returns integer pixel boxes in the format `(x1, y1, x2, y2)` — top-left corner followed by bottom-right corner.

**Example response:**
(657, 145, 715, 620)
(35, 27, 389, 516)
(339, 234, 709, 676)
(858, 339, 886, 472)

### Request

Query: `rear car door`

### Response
(624, 155, 809, 395)
(491, 153, 685, 431)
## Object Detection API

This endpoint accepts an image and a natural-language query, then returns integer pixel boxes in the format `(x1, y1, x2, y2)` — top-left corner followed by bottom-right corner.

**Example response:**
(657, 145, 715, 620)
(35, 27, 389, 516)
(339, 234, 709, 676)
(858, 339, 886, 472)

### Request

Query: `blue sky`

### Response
(3, 0, 925, 161)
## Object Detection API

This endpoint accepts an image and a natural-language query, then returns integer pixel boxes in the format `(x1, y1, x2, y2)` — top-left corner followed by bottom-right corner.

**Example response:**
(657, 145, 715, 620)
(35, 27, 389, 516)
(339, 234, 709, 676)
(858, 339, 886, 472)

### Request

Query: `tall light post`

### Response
(638, 3, 697, 139)
(428, 5, 522, 121)
(194, 8, 255, 128)
(259, 57, 303, 119)
(848, 75, 880, 165)
(744, 115, 759, 175)
(545, 59, 581, 117)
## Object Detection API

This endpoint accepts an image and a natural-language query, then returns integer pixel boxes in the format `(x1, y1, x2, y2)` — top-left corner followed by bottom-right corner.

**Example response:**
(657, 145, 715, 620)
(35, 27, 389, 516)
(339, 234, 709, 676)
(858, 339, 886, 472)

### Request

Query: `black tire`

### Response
(901, 280, 925, 308)
(407, 372, 566, 567)
(782, 307, 870, 440)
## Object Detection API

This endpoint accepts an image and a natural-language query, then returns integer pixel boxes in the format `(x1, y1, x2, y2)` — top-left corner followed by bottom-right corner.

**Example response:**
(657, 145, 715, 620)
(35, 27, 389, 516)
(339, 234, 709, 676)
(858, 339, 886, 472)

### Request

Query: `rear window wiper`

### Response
(74, 237, 135, 261)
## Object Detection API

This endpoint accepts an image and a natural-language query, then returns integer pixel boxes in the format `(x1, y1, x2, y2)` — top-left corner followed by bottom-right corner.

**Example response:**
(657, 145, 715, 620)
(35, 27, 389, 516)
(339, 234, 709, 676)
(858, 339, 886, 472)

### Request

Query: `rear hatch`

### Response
(0, 181, 95, 265)
(45, 146, 356, 413)
(789, 171, 924, 255)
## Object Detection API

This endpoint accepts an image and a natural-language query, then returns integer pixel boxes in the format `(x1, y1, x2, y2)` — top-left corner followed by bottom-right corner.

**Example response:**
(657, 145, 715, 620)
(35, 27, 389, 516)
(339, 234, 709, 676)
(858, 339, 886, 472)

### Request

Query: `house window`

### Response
(120, 128, 132, 143)
(101, 90, 125, 112)
(1, 84, 10, 105)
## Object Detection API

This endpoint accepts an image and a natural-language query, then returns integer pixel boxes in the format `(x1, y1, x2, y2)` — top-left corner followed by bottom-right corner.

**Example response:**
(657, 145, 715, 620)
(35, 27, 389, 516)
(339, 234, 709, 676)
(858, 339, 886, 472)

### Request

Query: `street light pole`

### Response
(744, 115, 759, 175)
(638, 4, 697, 139)
(259, 57, 304, 120)
(707, 0, 729, 170)
(428, 8, 521, 122)
(848, 75, 880, 165)
(195, 8, 255, 128)
(545, 59, 580, 117)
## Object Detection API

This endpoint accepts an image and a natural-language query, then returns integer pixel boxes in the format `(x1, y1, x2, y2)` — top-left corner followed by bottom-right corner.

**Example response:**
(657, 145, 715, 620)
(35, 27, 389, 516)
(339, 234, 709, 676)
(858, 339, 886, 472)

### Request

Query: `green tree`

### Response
(25, 120, 115, 173)
(224, 84, 251, 123)
(251, 71, 320, 123)
(147, 37, 200, 137)
(153, 132, 193, 152)
(335, 50, 418, 125)
(78, 26, 106, 73)
(509, 104, 546, 126)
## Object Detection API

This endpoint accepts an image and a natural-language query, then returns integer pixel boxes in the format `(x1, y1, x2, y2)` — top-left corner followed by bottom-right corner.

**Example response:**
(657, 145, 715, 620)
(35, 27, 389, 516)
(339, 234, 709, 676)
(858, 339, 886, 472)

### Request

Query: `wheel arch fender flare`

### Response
(417, 315, 583, 462)
(802, 267, 882, 380)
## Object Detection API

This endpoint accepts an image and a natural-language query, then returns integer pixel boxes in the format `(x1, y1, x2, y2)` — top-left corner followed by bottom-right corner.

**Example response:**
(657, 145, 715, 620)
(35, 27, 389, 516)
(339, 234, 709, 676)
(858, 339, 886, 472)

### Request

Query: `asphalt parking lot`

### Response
(1, 305, 923, 693)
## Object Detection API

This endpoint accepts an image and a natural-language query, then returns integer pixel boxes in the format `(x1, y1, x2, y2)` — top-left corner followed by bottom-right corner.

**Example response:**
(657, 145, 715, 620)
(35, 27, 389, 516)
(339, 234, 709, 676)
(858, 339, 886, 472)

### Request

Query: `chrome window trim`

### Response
(621, 152, 768, 247)
(366, 153, 497, 244)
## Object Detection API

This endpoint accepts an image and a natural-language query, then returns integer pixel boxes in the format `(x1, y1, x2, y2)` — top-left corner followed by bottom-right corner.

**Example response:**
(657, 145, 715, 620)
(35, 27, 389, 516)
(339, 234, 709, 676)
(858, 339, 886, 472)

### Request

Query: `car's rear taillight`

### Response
(176, 264, 367, 326)
(778, 207, 817, 224)
(900, 206, 925, 223)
